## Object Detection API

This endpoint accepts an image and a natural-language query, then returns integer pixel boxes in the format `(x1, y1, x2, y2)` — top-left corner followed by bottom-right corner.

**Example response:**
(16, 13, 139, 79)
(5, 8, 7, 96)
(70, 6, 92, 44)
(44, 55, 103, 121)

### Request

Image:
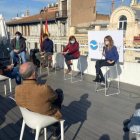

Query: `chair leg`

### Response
(4, 82, 6, 96)
(9, 78, 12, 93)
(105, 67, 108, 96)
(79, 59, 83, 81)
(71, 59, 83, 83)
(116, 65, 120, 94)
(54, 63, 57, 74)
(20, 120, 25, 140)
(44, 128, 47, 140)
(136, 134, 140, 140)
(40, 66, 42, 75)
(71, 63, 74, 83)
(60, 120, 65, 140)
(35, 128, 40, 140)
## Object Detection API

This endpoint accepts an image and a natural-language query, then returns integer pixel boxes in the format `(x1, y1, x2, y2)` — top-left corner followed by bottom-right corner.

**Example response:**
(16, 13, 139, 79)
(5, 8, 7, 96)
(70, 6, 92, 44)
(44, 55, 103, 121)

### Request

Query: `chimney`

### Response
(25, 10, 30, 17)
(130, 0, 137, 6)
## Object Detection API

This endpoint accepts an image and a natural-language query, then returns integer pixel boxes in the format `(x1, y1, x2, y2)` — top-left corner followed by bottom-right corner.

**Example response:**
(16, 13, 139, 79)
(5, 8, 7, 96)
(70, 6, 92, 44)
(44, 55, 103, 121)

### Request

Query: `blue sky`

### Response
(0, 0, 135, 21)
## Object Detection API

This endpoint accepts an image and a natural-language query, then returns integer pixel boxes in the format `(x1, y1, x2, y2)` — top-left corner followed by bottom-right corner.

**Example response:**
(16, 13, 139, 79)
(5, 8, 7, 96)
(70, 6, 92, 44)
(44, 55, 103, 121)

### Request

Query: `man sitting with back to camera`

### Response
(15, 62, 64, 139)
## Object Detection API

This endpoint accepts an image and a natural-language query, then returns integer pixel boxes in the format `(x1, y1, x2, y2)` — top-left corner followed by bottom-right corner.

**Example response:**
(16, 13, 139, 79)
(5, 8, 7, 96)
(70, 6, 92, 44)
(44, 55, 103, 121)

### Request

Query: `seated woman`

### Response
(62, 36, 80, 74)
(93, 35, 119, 83)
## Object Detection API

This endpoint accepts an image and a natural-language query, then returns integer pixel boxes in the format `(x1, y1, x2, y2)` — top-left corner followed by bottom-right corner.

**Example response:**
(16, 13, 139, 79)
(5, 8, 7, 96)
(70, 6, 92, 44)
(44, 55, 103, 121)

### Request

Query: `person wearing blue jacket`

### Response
(42, 33, 53, 54)
(41, 33, 54, 68)
(93, 35, 119, 83)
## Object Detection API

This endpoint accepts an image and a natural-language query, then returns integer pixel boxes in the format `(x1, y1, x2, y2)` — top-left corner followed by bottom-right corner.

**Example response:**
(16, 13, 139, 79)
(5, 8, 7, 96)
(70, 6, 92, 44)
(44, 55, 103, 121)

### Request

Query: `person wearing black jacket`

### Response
(0, 37, 21, 85)
(10, 31, 27, 64)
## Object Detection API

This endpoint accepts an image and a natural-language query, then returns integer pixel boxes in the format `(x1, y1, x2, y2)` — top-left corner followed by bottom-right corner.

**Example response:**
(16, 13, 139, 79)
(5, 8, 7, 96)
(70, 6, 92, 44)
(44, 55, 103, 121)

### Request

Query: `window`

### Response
(119, 15, 127, 30)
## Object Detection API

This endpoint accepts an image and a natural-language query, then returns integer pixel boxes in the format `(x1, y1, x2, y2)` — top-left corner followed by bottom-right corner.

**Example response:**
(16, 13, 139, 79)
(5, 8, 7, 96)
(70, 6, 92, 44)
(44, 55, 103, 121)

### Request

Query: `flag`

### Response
(40, 21, 44, 51)
(45, 19, 49, 35)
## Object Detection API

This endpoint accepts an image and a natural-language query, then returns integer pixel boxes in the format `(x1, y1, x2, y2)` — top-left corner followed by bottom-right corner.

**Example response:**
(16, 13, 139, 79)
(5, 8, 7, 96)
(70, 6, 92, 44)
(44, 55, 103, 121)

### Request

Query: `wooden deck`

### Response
(0, 70, 140, 140)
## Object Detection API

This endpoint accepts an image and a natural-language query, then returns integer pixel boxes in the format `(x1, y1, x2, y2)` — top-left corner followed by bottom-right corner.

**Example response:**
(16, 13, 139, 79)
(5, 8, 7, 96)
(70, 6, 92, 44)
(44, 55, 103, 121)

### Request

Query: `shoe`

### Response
(100, 78, 105, 85)
(100, 80, 105, 85)
(51, 127, 60, 140)
(123, 127, 129, 132)
(65, 69, 72, 74)
(93, 76, 100, 82)
(51, 136, 58, 140)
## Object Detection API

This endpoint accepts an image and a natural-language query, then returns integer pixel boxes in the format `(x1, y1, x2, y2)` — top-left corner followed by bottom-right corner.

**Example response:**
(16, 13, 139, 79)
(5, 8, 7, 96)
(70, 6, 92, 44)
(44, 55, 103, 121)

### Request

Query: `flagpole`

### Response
(112, 0, 115, 13)
(39, 18, 43, 51)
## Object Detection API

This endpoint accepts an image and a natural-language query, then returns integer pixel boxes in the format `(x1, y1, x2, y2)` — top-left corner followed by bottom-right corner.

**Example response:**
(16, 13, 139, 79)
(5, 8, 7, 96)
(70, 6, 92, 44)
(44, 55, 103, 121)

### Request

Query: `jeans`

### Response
(10, 51, 26, 64)
(95, 60, 115, 80)
(3, 67, 21, 85)
(64, 54, 75, 70)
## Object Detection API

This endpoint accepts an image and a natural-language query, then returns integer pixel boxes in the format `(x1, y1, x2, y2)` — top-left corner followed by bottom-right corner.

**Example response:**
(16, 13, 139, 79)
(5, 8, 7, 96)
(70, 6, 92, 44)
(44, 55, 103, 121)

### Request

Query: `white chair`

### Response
(95, 63, 120, 96)
(0, 75, 12, 95)
(19, 107, 65, 140)
(132, 132, 140, 140)
(64, 57, 83, 83)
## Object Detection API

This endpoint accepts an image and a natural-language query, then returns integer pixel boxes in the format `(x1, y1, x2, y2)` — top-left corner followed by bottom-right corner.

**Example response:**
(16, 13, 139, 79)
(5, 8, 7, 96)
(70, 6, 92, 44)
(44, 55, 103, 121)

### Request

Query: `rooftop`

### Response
(0, 70, 140, 140)
(6, 11, 57, 25)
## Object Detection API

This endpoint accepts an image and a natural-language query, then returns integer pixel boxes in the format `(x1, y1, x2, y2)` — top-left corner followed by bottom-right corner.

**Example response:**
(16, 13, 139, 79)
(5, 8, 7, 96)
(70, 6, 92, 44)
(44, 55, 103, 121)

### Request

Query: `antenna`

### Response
(112, 0, 115, 13)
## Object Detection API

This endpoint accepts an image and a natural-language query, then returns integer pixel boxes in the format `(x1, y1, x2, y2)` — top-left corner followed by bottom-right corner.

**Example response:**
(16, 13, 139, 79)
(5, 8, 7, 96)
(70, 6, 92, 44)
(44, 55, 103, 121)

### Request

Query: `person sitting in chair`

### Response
(10, 31, 27, 64)
(15, 62, 64, 139)
(41, 33, 54, 69)
(62, 35, 80, 74)
(0, 37, 21, 85)
(93, 35, 119, 84)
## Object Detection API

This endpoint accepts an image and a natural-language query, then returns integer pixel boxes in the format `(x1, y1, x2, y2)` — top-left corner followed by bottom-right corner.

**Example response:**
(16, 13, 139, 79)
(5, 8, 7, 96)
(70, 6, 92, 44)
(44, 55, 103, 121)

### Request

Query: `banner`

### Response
(88, 30, 124, 63)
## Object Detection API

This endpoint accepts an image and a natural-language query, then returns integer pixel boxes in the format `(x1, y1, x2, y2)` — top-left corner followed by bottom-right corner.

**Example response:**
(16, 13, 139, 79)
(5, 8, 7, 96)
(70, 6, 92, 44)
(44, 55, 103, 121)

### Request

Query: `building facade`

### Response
(109, 4, 140, 62)
(6, 0, 140, 62)
(7, 4, 67, 51)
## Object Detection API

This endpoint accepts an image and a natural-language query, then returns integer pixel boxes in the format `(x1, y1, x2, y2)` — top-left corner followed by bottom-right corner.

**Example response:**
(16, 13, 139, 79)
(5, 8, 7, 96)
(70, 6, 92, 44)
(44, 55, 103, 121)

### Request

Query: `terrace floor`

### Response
(0, 70, 140, 140)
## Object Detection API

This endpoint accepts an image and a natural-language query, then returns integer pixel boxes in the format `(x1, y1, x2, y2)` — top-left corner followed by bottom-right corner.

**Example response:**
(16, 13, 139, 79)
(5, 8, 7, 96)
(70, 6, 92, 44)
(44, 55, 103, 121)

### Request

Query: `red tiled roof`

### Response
(7, 11, 57, 25)
(96, 14, 110, 21)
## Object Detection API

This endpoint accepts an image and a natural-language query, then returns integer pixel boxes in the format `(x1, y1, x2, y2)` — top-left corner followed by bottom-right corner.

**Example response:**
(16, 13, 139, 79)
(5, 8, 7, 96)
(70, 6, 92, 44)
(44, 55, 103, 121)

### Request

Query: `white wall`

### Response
(67, 56, 140, 87)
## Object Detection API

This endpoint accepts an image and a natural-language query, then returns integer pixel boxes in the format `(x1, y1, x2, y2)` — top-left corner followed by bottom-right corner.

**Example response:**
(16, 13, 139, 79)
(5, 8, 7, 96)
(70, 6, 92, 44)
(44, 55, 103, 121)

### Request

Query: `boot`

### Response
(93, 74, 100, 82)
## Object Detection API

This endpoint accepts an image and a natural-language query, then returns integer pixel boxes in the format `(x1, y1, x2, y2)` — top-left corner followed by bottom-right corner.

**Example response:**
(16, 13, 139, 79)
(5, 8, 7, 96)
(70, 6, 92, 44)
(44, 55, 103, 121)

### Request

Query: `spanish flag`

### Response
(40, 22, 44, 51)
(45, 19, 49, 35)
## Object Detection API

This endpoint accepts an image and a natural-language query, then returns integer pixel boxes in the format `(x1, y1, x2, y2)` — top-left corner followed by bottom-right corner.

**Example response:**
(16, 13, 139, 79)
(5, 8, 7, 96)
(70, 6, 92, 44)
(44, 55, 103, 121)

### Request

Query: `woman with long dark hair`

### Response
(93, 35, 119, 83)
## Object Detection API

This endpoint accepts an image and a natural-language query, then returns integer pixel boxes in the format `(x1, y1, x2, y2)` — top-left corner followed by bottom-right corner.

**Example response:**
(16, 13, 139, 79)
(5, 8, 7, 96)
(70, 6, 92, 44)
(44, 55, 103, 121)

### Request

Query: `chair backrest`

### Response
(19, 106, 58, 129)
(0, 75, 9, 81)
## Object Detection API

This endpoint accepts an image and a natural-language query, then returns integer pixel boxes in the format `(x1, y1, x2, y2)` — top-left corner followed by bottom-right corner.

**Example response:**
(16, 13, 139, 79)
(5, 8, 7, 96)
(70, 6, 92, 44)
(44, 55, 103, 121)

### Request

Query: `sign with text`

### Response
(88, 30, 124, 63)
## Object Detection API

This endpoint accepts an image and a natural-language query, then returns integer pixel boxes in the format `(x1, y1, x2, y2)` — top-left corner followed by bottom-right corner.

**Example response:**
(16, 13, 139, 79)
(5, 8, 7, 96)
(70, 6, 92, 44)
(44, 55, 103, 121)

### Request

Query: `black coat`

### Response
(0, 43, 11, 70)
(11, 37, 26, 53)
